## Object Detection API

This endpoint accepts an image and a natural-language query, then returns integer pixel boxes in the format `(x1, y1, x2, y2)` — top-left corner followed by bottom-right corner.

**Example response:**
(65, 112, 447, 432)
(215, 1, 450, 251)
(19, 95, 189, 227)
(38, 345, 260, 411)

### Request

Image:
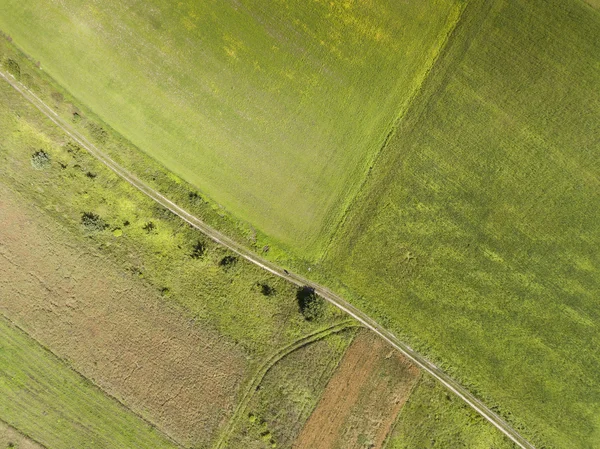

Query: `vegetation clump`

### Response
(296, 286, 324, 322)
(219, 255, 237, 269)
(5, 58, 20, 79)
(81, 212, 108, 232)
(142, 221, 156, 233)
(30, 150, 51, 170)
(188, 191, 204, 205)
(190, 240, 206, 259)
(257, 283, 274, 296)
(86, 121, 108, 144)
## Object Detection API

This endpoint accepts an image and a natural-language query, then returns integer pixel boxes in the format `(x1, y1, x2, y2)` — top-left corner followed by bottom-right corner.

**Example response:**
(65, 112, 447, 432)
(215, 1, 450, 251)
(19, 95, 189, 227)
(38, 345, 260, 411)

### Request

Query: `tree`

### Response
(5, 58, 20, 79)
(297, 286, 324, 321)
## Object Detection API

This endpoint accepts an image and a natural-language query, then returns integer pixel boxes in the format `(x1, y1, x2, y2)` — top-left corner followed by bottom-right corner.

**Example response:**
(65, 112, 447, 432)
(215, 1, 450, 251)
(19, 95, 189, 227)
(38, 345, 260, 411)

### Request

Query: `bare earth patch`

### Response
(0, 420, 44, 449)
(293, 330, 420, 449)
(0, 182, 246, 448)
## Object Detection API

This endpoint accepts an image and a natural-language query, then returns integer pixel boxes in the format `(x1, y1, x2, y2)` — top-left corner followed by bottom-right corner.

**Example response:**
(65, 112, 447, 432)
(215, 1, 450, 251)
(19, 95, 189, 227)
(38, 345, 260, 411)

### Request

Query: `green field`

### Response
(0, 316, 178, 449)
(325, 0, 600, 448)
(0, 50, 349, 360)
(0, 0, 462, 256)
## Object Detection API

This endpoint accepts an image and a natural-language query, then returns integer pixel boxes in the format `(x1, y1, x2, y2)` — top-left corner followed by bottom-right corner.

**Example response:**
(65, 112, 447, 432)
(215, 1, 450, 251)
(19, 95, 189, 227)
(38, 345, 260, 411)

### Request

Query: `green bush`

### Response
(296, 286, 324, 322)
(81, 212, 108, 232)
(5, 58, 20, 79)
(30, 150, 51, 170)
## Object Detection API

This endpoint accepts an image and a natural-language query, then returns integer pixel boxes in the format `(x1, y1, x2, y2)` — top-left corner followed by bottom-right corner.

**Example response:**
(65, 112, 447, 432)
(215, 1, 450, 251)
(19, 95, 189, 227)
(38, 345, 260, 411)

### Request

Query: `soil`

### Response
(0, 420, 45, 449)
(0, 182, 246, 448)
(292, 330, 420, 449)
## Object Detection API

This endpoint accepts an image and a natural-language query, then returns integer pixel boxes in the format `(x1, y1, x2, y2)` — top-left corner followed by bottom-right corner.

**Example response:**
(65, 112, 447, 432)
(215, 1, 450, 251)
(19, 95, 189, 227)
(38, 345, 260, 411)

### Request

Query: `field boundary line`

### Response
(319, 0, 468, 263)
(380, 370, 424, 449)
(0, 313, 185, 449)
(214, 320, 359, 449)
(0, 69, 536, 449)
(0, 417, 49, 449)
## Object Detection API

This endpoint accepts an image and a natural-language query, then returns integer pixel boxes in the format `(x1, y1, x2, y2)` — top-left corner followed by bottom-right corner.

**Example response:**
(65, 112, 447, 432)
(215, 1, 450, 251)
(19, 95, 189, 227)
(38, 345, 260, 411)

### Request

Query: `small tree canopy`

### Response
(297, 286, 324, 321)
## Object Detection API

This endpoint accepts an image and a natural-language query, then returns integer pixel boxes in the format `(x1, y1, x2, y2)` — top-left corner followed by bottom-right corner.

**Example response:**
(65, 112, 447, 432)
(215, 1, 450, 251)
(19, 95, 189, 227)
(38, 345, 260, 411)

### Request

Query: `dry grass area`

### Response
(293, 330, 420, 449)
(0, 182, 246, 448)
(0, 421, 44, 449)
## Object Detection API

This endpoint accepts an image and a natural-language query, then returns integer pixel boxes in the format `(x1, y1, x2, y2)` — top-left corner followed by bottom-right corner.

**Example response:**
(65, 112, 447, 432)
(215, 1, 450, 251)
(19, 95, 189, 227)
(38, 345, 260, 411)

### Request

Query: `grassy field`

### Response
(0, 44, 355, 448)
(0, 48, 349, 361)
(0, 0, 462, 257)
(0, 48, 519, 447)
(388, 376, 517, 449)
(225, 328, 356, 449)
(2, 0, 599, 447)
(324, 0, 600, 447)
(0, 316, 179, 449)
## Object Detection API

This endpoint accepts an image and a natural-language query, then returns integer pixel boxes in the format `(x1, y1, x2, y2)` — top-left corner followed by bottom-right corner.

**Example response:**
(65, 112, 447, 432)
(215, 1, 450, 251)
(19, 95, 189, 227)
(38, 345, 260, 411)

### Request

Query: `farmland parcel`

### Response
(0, 315, 180, 449)
(0, 0, 462, 256)
(325, 0, 600, 448)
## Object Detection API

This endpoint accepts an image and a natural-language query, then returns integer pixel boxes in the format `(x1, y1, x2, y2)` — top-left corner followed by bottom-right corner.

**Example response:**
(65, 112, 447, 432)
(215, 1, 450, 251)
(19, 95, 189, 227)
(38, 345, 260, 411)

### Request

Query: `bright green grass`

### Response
(0, 316, 178, 449)
(389, 375, 517, 449)
(325, 1, 600, 448)
(392, 376, 517, 449)
(0, 0, 462, 257)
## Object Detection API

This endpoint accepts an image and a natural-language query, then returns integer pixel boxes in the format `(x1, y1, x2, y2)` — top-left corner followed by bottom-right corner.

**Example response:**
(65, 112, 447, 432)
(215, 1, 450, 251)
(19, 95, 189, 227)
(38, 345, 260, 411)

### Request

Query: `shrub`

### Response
(5, 58, 20, 79)
(257, 283, 274, 296)
(219, 255, 237, 268)
(188, 191, 205, 205)
(30, 150, 51, 170)
(190, 240, 206, 259)
(297, 286, 324, 321)
(81, 212, 108, 232)
(142, 221, 156, 233)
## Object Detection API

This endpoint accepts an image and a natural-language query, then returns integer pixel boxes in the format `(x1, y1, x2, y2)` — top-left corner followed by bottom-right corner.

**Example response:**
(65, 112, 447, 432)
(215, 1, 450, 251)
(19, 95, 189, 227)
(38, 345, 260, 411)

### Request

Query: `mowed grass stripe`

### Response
(0, 0, 461, 257)
(0, 316, 180, 449)
(325, 0, 600, 447)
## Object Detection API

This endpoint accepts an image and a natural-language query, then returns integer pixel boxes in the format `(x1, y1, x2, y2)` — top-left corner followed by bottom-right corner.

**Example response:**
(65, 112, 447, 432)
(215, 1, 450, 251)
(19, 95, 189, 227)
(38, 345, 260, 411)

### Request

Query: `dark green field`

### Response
(325, 1, 600, 447)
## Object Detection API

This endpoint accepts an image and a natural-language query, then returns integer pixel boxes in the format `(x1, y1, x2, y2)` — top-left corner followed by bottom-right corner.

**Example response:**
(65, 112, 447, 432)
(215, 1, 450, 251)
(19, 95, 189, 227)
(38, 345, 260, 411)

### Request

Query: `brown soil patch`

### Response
(0, 183, 246, 448)
(293, 330, 420, 449)
(0, 420, 44, 449)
